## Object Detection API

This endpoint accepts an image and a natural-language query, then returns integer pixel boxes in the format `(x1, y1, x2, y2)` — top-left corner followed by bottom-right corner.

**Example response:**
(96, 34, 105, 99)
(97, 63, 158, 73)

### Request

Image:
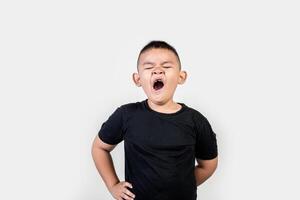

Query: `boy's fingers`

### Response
(123, 189, 135, 198)
(121, 192, 134, 200)
(123, 182, 133, 189)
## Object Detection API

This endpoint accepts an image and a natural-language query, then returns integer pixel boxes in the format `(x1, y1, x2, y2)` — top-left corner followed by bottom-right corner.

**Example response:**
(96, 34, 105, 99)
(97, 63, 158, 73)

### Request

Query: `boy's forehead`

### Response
(138, 48, 179, 65)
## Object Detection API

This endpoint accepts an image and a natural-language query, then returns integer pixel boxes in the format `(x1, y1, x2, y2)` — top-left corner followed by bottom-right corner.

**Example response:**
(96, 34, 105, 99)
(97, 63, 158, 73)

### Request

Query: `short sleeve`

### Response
(195, 115, 218, 160)
(98, 106, 124, 145)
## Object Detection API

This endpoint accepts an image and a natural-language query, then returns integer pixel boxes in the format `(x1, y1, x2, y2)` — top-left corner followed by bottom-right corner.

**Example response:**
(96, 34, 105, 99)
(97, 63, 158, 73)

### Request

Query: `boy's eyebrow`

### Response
(142, 61, 174, 66)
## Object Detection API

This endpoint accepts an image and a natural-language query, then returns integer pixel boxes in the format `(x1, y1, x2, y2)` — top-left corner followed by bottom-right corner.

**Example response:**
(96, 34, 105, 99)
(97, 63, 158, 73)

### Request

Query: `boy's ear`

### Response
(178, 70, 187, 85)
(132, 72, 142, 87)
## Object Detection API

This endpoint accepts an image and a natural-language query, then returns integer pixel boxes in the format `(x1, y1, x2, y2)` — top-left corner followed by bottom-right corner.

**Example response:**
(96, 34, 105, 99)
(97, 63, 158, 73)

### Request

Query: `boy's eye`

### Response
(144, 66, 171, 70)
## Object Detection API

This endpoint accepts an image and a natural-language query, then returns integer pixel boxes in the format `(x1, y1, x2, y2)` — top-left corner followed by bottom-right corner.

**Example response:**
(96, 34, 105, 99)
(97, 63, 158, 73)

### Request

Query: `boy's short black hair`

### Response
(137, 40, 182, 70)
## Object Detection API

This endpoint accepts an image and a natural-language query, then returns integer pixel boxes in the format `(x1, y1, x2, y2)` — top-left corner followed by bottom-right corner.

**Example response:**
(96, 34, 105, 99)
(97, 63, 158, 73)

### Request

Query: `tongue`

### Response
(154, 81, 164, 90)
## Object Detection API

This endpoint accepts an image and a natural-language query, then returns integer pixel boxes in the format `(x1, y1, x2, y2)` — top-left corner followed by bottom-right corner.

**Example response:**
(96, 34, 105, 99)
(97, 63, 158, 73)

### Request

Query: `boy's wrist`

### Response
(107, 180, 120, 191)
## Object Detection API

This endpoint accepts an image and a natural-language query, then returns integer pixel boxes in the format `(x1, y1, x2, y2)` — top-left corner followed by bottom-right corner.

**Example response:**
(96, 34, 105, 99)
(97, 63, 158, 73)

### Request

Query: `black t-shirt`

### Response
(98, 99, 218, 200)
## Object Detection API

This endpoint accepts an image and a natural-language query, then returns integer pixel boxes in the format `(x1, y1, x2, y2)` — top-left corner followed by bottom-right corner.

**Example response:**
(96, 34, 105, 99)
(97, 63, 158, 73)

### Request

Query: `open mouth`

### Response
(153, 79, 164, 91)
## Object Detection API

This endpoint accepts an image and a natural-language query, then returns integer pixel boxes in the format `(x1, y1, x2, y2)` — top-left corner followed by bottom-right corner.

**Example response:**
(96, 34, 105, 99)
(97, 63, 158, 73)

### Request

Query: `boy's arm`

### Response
(91, 135, 120, 190)
(194, 157, 218, 186)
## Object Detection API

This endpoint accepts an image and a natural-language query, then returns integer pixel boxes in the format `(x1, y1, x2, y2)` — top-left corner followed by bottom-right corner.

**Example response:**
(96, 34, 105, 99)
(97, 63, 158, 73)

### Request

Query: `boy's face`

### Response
(133, 48, 187, 105)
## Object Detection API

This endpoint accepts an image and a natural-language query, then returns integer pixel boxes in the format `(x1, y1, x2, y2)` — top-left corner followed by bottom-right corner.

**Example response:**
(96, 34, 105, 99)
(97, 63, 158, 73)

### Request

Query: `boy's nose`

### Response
(152, 68, 165, 75)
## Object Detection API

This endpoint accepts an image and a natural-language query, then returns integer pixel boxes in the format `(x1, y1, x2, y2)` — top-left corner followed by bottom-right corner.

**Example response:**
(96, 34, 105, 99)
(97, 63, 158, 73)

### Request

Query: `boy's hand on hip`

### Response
(108, 181, 135, 200)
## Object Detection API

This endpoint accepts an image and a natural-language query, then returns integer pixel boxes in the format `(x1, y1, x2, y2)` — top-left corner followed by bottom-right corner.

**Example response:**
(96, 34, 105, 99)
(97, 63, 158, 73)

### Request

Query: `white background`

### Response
(0, 0, 299, 199)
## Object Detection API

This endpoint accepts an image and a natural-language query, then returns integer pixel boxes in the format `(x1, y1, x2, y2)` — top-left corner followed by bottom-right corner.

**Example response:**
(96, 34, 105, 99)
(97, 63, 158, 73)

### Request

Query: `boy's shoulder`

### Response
(186, 105, 207, 118)
(184, 104, 209, 124)
(118, 100, 143, 110)
(115, 100, 144, 116)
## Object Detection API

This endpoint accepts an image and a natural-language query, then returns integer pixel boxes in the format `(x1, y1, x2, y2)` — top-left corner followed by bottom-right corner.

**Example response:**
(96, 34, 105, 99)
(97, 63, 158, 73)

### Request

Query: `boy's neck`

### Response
(147, 98, 182, 114)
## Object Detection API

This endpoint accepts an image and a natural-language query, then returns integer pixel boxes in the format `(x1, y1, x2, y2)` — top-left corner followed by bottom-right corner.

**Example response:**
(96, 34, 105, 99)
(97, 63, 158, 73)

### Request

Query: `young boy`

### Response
(91, 40, 218, 200)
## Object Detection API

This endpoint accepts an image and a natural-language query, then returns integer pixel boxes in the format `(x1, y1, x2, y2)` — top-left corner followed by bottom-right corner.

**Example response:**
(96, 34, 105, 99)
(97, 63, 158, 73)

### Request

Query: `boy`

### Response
(91, 40, 218, 200)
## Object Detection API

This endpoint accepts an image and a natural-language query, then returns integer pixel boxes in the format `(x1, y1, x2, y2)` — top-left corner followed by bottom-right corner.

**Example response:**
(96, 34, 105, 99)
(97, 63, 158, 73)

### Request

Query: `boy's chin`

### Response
(147, 94, 172, 105)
